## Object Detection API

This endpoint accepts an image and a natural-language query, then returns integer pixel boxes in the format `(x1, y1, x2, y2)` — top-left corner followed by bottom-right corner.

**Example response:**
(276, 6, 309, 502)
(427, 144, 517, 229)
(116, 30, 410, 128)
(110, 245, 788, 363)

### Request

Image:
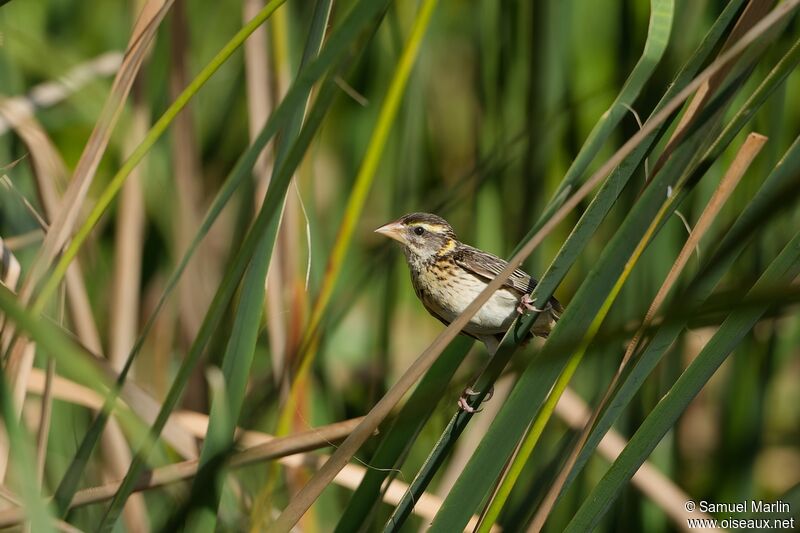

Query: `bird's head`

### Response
(375, 212, 458, 264)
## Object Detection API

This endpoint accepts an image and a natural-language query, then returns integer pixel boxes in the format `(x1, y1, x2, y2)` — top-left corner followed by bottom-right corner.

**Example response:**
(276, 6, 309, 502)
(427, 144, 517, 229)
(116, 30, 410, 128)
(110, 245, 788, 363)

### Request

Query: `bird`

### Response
(375, 213, 562, 409)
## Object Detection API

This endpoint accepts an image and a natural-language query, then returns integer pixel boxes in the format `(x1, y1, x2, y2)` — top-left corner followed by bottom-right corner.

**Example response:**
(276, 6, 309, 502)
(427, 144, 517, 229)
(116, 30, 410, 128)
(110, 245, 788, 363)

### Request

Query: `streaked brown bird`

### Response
(375, 212, 562, 356)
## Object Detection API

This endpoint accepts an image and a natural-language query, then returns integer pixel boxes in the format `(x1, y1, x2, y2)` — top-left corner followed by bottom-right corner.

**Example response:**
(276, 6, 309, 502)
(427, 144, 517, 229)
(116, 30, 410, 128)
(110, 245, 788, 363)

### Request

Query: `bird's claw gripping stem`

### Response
(517, 293, 550, 315)
(457, 386, 494, 413)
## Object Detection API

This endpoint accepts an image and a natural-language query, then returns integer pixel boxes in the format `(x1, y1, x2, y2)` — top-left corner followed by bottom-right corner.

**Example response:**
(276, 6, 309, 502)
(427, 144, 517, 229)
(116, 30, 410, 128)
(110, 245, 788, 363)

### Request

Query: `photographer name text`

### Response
(698, 499, 790, 514)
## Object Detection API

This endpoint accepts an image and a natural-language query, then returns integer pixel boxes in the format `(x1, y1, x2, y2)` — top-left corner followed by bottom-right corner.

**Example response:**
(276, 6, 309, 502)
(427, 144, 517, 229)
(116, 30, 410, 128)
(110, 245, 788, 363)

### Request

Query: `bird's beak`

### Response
(374, 220, 405, 243)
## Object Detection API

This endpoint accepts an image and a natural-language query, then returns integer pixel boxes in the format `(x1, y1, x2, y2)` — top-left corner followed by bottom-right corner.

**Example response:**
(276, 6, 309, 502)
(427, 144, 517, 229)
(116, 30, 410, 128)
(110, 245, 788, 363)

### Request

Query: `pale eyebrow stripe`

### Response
(416, 223, 447, 232)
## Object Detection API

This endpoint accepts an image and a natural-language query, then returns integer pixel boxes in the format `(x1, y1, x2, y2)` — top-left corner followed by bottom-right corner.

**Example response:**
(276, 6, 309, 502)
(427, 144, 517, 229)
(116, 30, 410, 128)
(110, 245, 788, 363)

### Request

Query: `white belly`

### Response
(416, 268, 519, 336)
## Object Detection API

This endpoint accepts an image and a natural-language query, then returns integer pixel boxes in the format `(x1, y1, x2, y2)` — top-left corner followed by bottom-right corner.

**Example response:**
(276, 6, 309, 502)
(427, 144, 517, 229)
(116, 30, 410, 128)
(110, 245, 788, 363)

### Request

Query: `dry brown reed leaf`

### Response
(0, 52, 122, 136)
(26, 359, 198, 461)
(0, 406, 496, 532)
(108, 104, 146, 374)
(102, 15, 154, 524)
(0, 4, 172, 518)
(0, 106, 102, 353)
(35, 355, 56, 486)
(0, 103, 148, 518)
(3, 0, 175, 440)
(3, 230, 42, 251)
(0, 416, 361, 527)
(15, 366, 495, 531)
(19, 0, 172, 298)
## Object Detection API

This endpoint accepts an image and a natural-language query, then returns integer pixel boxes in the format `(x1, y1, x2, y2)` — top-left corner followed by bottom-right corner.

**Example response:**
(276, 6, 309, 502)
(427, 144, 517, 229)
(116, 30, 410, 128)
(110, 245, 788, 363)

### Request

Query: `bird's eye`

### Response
(414, 226, 425, 236)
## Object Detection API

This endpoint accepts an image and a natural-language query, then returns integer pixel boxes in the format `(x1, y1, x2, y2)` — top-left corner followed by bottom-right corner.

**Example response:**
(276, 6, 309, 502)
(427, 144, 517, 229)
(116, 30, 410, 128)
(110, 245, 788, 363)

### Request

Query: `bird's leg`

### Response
(458, 338, 499, 412)
(517, 293, 551, 315)
(457, 386, 495, 413)
(517, 293, 535, 314)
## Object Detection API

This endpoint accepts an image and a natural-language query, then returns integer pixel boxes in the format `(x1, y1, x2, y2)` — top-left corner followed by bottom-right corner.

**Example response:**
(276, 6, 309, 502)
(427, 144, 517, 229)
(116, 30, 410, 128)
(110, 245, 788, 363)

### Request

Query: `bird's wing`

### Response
(454, 245, 563, 313)
(453, 246, 535, 295)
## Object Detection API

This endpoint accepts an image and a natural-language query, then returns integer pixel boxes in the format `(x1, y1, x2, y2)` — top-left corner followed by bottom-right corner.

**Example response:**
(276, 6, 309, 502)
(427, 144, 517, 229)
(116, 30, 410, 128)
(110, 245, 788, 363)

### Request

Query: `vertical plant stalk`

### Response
(193, 1, 332, 530)
(482, 133, 766, 533)
(170, 0, 215, 353)
(275, 0, 438, 452)
(244, 0, 277, 189)
(260, 4, 295, 391)
(104, 62, 151, 533)
(35, 359, 56, 486)
(242, 0, 286, 379)
(241, 10, 303, 480)
(35, 284, 64, 501)
(272, 5, 799, 529)
(0, 238, 22, 305)
(34, 284, 62, 487)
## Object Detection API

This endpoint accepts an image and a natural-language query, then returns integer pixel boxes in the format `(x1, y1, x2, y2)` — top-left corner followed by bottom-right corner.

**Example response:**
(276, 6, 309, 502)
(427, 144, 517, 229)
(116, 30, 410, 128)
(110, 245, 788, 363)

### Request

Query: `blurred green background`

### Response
(0, 0, 799, 531)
